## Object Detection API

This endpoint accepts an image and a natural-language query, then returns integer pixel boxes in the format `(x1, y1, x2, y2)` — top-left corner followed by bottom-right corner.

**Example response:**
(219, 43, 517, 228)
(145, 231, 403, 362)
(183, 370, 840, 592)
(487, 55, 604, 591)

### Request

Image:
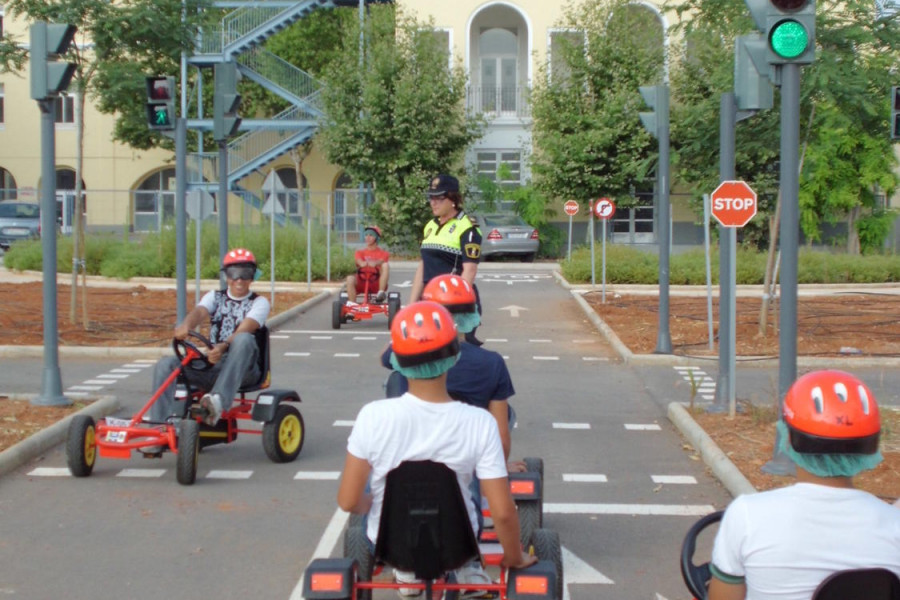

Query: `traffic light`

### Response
(638, 84, 668, 140)
(745, 0, 815, 65)
(734, 34, 773, 111)
(213, 62, 242, 142)
(891, 86, 900, 141)
(29, 22, 77, 100)
(145, 76, 176, 131)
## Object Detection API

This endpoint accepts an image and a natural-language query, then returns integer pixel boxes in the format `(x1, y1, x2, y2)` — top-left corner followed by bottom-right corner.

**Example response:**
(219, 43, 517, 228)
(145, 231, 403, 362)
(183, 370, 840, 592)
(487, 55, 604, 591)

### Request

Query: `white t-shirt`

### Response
(711, 483, 900, 600)
(347, 392, 508, 544)
(198, 289, 270, 343)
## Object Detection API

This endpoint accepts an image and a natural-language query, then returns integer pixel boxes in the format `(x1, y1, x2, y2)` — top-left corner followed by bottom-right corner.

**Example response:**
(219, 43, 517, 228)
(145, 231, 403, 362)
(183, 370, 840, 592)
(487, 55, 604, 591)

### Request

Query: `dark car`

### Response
(0, 201, 42, 250)
(474, 213, 539, 262)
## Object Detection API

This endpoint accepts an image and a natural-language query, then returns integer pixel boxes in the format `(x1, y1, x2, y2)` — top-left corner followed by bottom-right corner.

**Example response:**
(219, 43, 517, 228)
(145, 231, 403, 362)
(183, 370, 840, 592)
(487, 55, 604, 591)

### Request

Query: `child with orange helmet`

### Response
(338, 301, 535, 594)
(346, 225, 391, 304)
(708, 370, 900, 600)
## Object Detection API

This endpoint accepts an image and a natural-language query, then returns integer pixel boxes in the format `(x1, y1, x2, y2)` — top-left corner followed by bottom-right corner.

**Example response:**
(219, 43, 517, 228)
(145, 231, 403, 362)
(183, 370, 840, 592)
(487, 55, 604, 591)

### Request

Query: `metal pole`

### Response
(35, 98, 68, 406)
(567, 214, 573, 261)
(601, 219, 607, 303)
(326, 192, 332, 282)
(654, 85, 672, 354)
(307, 198, 313, 292)
(764, 63, 801, 476)
(703, 194, 714, 351)
(175, 117, 187, 322)
(590, 204, 596, 290)
(218, 141, 228, 289)
(710, 93, 736, 414)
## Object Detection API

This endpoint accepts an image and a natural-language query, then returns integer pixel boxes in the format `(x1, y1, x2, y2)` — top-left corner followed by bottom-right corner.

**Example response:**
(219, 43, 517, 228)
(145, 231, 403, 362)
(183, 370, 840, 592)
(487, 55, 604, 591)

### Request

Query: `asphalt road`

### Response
(2, 263, 896, 599)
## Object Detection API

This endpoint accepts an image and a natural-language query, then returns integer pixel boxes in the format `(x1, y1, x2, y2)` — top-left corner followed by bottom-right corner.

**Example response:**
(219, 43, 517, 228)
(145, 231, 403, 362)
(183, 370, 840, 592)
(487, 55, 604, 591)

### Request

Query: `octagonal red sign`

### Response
(711, 180, 757, 227)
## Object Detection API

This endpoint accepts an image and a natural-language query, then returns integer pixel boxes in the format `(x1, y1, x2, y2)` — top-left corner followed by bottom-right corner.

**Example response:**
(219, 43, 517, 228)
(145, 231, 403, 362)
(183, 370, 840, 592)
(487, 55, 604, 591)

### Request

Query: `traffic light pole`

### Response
(35, 98, 68, 406)
(764, 63, 801, 475)
(218, 141, 229, 289)
(175, 117, 187, 322)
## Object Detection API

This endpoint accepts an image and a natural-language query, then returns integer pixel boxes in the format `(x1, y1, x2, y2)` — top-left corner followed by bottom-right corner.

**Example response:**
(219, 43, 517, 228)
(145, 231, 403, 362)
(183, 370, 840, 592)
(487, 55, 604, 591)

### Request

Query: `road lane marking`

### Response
(624, 423, 661, 431)
(311, 335, 333, 340)
(544, 503, 715, 516)
(122, 363, 152, 369)
(207, 470, 253, 479)
(651, 475, 697, 484)
(289, 508, 350, 600)
(581, 357, 609, 361)
(27, 467, 71, 476)
(333, 420, 355, 427)
(281, 329, 390, 336)
(285, 352, 311, 357)
(353, 336, 377, 340)
(117, 469, 166, 478)
(294, 471, 341, 480)
(96, 374, 130, 379)
(83, 380, 112, 385)
(334, 353, 360, 358)
(553, 423, 591, 429)
(485, 338, 508, 343)
(110, 368, 142, 374)
(533, 356, 559, 361)
(563, 474, 608, 483)
(529, 339, 552, 343)
(68, 385, 103, 391)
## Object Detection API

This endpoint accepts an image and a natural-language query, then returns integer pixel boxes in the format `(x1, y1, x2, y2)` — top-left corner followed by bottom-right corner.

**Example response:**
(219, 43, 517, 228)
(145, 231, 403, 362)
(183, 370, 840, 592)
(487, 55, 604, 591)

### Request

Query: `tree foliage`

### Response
(317, 6, 484, 251)
(529, 0, 665, 210)
(667, 0, 900, 251)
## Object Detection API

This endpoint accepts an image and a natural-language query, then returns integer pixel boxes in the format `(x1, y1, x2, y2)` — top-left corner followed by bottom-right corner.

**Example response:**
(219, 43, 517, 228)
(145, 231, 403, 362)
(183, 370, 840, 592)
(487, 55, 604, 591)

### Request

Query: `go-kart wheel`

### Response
(529, 528, 563, 600)
(263, 404, 304, 463)
(347, 513, 364, 529)
(517, 500, 542, 548)
(680, 510, 723, 600)
(387, 296, 401, 328)
(524, 457, 544, 485)
(344, 525, 374, 600)
(173, 331, 214, 371)
(176, 419, 200, 485)
(332, 299, 343, 330)
(66, 415, 96, 477)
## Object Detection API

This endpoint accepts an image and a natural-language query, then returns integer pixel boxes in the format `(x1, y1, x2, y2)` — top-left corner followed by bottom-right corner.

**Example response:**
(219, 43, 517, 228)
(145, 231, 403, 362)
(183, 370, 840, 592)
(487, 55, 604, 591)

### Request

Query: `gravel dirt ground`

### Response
(1, 281, 897, 503)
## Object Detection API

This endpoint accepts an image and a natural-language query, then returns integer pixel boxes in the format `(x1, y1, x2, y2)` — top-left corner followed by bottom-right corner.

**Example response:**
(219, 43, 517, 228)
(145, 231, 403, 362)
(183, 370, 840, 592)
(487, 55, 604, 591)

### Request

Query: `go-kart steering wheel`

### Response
(680, 510, 724, 600)
(173, 331, 215, 371)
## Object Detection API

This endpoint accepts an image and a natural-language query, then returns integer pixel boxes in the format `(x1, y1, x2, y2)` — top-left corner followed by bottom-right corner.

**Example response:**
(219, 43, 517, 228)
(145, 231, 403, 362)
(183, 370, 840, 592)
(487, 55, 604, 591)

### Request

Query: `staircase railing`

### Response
(236, 46, 323, 111)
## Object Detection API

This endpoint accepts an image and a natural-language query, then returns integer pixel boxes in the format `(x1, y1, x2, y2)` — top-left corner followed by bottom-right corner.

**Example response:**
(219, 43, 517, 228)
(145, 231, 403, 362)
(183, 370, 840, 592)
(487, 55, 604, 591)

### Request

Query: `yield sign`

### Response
(711, 180, 757, 227)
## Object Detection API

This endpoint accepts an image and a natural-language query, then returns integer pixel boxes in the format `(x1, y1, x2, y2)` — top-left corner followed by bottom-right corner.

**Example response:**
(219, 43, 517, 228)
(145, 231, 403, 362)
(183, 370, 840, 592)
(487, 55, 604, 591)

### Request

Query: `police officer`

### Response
(409, 174, 484, 345)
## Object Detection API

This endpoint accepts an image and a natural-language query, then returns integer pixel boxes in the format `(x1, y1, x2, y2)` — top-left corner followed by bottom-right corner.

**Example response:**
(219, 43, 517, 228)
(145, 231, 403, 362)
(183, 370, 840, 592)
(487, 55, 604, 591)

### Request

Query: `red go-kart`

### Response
(333, 266, 401, 329)
(65, 327, 305, 485)
(304, 460, 563, 600)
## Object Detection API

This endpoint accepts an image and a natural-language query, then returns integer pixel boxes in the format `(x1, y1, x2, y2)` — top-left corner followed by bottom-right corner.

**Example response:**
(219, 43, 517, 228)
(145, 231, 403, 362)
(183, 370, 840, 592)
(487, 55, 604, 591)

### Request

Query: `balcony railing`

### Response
(466, 86, 531, 119)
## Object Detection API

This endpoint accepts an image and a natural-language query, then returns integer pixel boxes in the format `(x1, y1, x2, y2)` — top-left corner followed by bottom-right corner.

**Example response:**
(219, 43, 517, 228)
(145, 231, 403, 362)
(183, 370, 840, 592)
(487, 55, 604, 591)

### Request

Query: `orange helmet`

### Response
(222, 248, 257, 267)
(363, 225, 382, 238)
(390, 301, 459, 368)
(783, 370, 880, 455)
(422, 274, 476, 314)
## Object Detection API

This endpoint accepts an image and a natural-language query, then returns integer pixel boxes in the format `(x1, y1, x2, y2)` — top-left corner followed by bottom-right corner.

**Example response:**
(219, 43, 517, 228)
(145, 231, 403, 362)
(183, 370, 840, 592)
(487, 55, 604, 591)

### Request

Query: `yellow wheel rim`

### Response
(279, 415, 302, 454)
(84, 425, 96, 466)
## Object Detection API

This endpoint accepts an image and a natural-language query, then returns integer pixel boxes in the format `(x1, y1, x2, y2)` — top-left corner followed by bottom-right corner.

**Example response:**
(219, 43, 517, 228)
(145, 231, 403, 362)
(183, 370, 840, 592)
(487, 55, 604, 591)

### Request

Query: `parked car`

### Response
(0, 201, 42, 251)
(473, 213, 539, 262)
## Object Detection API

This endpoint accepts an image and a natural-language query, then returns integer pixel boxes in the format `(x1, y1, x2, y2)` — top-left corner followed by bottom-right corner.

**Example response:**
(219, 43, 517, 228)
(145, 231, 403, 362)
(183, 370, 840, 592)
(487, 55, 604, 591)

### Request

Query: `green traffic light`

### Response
(769, 19, 809, 59)
(154, 107, 170, 126)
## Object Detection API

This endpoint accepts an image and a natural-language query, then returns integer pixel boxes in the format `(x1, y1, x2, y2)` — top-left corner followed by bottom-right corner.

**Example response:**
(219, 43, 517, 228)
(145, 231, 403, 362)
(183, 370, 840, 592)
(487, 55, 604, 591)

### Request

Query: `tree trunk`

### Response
(847, 205, 861, 254)
(758, 198, 781, 337)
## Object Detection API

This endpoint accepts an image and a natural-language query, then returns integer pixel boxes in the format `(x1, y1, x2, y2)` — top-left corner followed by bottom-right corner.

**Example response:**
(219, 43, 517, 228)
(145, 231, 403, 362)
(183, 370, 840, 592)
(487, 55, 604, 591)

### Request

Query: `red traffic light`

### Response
(770, 0, 809, 10)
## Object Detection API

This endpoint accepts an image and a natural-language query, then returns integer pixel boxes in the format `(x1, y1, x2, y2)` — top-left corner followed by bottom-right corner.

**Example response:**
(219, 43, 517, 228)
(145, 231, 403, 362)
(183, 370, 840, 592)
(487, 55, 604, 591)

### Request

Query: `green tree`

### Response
(317, 6, 484, 251)
(529, 0, 665, 212)
(667, 0, 900, 252)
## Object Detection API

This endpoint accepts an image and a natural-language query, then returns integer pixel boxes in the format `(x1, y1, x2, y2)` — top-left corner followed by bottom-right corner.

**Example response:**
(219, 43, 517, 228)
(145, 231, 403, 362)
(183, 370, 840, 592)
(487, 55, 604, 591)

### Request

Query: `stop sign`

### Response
(711, 180, 757, 227)
(564, 200, 579, 216)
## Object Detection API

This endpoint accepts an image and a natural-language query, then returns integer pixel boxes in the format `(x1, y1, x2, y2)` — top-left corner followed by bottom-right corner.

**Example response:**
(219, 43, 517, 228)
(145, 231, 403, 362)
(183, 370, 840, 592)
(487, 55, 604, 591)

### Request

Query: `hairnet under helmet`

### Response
(389, 301, 460, 379)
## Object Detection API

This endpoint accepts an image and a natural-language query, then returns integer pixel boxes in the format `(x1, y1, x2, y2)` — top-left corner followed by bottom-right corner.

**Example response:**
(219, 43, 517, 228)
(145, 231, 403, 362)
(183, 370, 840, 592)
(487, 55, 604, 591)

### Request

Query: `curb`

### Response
(0, 289, 336, 359)
(667, 402, 757, 497)
(0, 394, 119, 478)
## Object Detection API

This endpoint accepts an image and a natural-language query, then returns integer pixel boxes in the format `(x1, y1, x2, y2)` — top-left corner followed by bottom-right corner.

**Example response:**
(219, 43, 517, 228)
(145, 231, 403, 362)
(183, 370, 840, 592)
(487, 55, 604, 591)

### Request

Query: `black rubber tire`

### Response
(523, 457, 544, 486)
(176, 419, 200, 485)
(530, 528, 563, 600)
(66, 415, 96, 477)
(263, 404, 304, 463)
(388, 296, 401, 328)
(343, 525, 374, 600)
(517, 499, 542, 548)
(347, 513, 364, 529)
(332, 299, 343, 329)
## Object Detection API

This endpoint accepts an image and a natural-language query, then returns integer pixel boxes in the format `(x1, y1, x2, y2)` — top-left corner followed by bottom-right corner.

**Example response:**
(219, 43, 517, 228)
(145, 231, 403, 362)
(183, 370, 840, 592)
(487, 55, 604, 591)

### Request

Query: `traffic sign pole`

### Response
(564, 200, 578, 261)
(593, 198, 615, 303)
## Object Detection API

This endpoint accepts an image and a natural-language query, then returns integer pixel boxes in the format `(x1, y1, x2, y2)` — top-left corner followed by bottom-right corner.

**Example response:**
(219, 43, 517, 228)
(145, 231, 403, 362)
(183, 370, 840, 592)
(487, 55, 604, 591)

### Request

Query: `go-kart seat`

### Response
(237, 325, 271, 394)
(374, 460, 480, 583)
(812, 568, 900, 600)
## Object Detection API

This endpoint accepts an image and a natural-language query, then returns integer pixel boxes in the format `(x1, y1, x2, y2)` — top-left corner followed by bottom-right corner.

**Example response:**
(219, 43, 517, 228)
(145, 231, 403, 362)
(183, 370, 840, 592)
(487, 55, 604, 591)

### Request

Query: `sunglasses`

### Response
(225, 265, 256, 281)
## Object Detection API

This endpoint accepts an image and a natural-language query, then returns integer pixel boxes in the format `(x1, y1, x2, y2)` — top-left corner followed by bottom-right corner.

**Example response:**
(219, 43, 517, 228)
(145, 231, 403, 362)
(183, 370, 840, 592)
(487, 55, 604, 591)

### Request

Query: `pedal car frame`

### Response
(66, 328, 305, 485)
(333, 266, 401, 329)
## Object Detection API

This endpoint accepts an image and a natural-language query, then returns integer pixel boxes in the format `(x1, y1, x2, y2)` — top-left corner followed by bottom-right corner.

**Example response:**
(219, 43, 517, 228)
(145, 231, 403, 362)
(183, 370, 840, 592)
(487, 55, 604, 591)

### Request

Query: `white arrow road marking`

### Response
(656, 594, 670, 600)
(499, 305, 528, 317)
(394, 280, 413, 288)
(562, 545, 614, 600)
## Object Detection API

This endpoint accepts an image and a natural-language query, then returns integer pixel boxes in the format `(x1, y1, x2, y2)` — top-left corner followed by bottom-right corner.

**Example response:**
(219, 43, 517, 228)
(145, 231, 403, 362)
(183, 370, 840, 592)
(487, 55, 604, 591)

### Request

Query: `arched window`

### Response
(134, 168, 175, 232)
(479, 28, 518, 114)
(0, 167, 17, 201)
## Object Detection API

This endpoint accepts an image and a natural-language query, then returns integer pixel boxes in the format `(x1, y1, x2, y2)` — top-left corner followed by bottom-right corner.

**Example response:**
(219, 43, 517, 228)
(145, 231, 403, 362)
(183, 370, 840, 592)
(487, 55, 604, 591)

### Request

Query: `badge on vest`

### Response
(448, 223, 457, 235)
(464, 243, 481, 259)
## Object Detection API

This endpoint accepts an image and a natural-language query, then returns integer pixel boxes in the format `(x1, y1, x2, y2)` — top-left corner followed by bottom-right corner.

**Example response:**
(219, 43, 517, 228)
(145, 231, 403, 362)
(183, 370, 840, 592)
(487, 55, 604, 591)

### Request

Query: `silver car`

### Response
(474, 213, 540, 262)
(0, 201, 42, 250)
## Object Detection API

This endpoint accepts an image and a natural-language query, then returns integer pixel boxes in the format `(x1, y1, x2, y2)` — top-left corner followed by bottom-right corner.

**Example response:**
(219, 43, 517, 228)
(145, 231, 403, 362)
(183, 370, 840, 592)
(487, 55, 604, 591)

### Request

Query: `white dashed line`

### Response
(581, 357, 609, 362)
(110, 368, 141, 374)
(134, 359, 156, 363)
(285, 352, 311, 357)
(533, 356, 559, 361)
(529, 339, 552, 343)
(68, 385, 103, 391)
(310, 336, 333, 340)
(83, 380, 112, 385)
(65, 391, 90, 397)
(270, 334, 290, 339)
(27, 467, 71, 477)
(563, 474, 608, 483)
(544, 503, 715, 516)
(333, 420, 355, 427)
(117, 469, 166, 478)
(485, 338, 508, 343)
(553, 423, 591, 430)
(96, 374, 130, 379)
(651, 475, 697, 484)
(294, 471, 341, 480)
(280, 329, 389, 336)
(122, 363, 152, 369)
(334, 353, 360, 358)
(673, 366, 701, 371)
(624, 424, 661, 431)
(353, 336, 377, 340)
(207, 470, 253, 480)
